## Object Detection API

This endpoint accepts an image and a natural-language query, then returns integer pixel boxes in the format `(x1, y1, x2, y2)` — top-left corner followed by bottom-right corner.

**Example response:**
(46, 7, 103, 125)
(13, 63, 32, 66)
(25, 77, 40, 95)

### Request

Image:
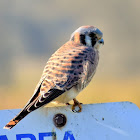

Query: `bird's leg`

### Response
(72, 98, 82, 113)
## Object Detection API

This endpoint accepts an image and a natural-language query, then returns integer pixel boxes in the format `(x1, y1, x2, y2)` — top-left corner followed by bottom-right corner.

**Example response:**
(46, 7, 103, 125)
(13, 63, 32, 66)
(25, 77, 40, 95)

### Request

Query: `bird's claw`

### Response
(72, 99, 82, 113)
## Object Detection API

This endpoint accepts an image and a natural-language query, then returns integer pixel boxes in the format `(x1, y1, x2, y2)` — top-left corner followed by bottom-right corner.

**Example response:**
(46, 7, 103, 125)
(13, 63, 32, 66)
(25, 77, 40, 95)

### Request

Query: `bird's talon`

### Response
(71, 99, 82, 113)
(72, 104, 82, 113)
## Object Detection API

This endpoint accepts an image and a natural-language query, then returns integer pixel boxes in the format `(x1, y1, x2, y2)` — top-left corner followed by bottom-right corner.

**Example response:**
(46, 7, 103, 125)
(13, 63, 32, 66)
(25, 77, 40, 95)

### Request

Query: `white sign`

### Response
(0, 102, 140, 140)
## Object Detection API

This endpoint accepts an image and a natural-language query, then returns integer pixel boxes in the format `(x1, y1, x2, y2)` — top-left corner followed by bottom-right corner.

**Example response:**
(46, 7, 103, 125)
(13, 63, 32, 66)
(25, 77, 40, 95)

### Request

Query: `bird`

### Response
(4, 25, 104, 130)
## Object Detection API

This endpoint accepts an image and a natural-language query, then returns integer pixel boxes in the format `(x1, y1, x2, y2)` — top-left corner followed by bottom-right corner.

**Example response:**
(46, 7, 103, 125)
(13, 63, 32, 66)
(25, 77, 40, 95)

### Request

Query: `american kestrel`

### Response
(4, 25, 104, 129)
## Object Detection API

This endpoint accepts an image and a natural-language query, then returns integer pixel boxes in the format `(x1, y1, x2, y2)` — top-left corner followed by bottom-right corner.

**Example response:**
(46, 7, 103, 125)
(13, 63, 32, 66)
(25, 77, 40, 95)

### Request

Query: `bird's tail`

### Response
(3, 109, 29, 130)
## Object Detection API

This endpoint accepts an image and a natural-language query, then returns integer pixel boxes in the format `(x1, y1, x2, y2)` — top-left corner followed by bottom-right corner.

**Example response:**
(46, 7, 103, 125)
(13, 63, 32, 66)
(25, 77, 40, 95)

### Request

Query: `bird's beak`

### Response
(99, 38, 104, 45)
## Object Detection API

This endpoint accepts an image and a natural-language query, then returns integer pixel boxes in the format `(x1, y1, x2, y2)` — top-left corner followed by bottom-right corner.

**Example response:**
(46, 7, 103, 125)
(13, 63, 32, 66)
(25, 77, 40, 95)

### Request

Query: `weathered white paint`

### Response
(0, 102, 140, 140)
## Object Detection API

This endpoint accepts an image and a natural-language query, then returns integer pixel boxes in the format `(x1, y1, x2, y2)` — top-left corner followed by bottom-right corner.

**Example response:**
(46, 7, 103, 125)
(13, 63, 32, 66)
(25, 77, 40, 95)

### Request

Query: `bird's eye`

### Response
(89, 32, 96, 38)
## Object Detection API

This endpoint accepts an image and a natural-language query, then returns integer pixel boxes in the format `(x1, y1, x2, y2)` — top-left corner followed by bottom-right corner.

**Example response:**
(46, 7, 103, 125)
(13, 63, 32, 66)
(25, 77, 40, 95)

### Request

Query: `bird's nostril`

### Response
(99, 39, 104, 45)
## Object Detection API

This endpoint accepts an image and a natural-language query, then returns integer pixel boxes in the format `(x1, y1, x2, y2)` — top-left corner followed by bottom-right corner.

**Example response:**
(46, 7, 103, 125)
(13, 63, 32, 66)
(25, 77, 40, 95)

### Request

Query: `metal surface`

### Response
(0, 102, 140, 140)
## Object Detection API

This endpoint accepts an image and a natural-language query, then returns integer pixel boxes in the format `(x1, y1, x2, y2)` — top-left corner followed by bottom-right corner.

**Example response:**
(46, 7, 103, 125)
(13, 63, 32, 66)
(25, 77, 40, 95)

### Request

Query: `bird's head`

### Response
(70, 25, 104, 50)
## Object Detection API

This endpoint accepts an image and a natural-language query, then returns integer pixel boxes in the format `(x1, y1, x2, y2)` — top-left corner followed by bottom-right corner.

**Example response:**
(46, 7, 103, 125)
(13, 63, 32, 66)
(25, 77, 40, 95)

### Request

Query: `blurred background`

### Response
(0, 0, 140, 110)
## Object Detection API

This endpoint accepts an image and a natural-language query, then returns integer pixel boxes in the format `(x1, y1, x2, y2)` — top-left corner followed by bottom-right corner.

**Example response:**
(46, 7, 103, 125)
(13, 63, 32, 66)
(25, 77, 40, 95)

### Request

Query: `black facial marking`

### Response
(91, 40, 96, 46)
(89, 32, 97, 46)
(80, 34, 86, 45)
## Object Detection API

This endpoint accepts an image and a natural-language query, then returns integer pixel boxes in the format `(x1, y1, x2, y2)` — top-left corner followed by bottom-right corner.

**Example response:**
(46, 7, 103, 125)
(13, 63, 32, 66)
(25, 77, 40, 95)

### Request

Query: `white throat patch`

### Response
(94, 42, 102, 50)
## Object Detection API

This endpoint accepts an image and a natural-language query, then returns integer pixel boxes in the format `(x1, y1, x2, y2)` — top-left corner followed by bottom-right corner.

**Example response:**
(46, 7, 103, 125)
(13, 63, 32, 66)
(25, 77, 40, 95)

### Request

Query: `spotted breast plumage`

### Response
(4, 25, 104, 129)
